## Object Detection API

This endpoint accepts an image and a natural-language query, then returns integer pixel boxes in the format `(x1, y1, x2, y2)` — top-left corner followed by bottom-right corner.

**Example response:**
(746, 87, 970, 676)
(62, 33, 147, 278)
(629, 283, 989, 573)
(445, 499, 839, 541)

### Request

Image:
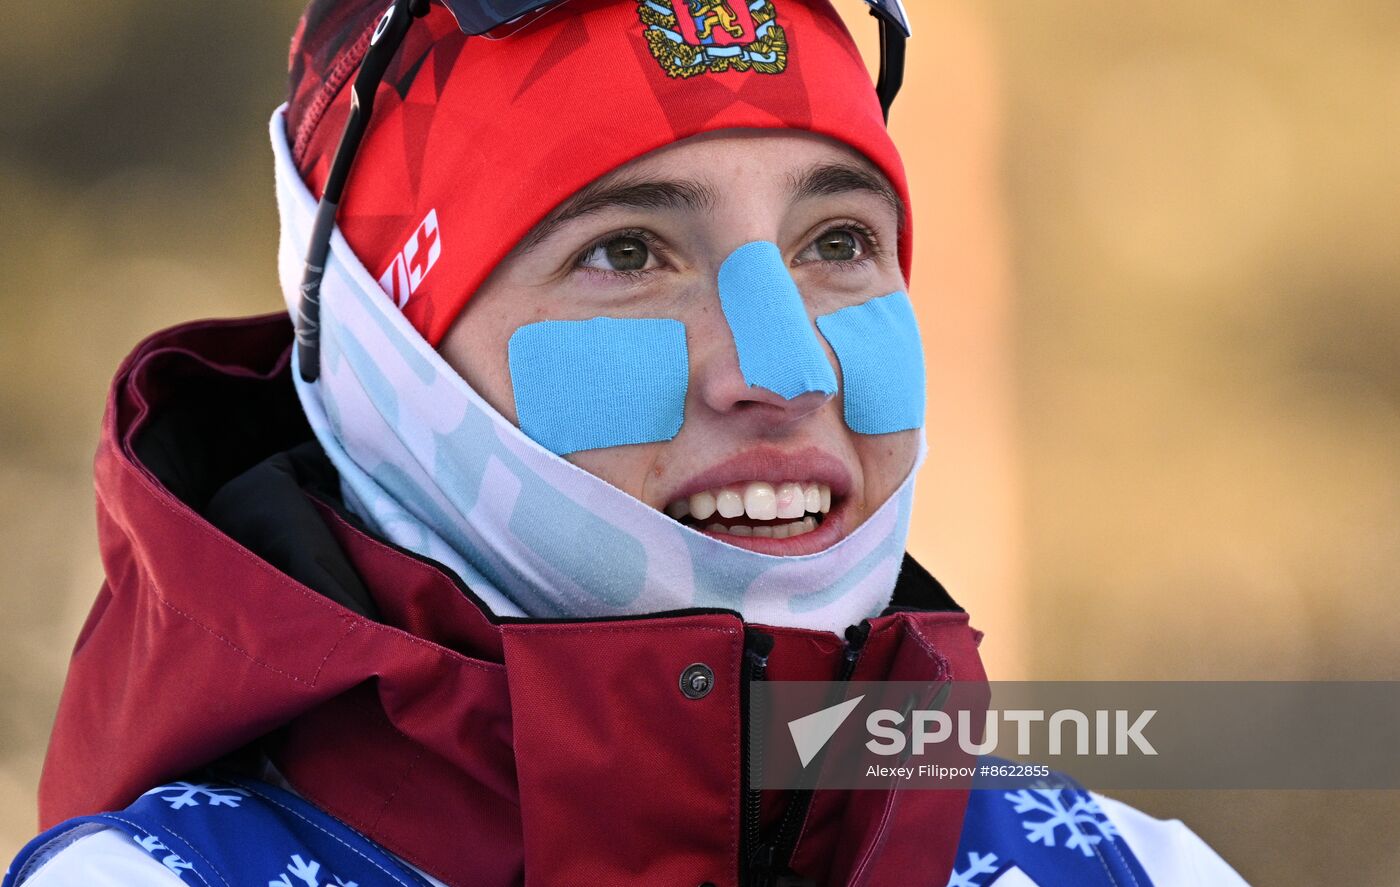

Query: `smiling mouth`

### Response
(663, 481, 834, 539)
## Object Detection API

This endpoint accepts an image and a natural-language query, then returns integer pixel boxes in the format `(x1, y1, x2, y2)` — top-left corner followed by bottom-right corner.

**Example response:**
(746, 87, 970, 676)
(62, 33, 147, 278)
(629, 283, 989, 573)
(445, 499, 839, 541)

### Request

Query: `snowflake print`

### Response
(269, 853, 359, 887)
(132, 834, 195, 875)
(1003, 789, 1119, 858)
(946, 850, 1001, 887)
(141, 781, 251, 810)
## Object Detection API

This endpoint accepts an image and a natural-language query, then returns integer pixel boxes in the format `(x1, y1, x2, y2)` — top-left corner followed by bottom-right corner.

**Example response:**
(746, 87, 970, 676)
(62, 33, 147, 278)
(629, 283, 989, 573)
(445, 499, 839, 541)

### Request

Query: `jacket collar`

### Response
(41, 314, 986, 886)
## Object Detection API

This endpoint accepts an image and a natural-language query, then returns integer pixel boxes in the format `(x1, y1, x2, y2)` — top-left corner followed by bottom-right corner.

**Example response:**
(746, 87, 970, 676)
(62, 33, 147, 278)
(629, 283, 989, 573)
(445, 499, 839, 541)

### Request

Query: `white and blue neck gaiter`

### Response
(272, 108, 922, 633)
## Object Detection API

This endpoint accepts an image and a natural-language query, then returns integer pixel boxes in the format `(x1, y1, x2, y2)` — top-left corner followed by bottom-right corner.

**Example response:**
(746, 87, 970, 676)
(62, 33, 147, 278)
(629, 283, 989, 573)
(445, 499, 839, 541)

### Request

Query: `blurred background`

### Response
(1, 0, 1397, 882)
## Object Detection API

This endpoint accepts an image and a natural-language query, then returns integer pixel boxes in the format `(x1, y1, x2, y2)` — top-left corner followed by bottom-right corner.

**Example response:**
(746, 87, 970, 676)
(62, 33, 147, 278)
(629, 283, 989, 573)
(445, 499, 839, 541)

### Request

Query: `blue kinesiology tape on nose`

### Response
(508, 317, 688, 455)
(717, 241, 838, 400)
(816, 291, 925, 434)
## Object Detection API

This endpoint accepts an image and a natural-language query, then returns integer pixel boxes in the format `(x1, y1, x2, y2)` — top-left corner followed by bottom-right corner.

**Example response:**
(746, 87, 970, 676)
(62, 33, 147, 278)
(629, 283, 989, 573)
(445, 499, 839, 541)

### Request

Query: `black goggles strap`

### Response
(297, 0, 908, 383)
(297, 0, 429, 382)
(874, 12, 906, 122)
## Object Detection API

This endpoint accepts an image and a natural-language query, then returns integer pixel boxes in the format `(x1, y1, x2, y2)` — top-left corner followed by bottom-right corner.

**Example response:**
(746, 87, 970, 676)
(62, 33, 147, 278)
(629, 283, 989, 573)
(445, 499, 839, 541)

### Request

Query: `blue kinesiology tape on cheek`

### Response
(816, 291, 926, 434)
(717, 241, 838, 400)
(508, 317, 689, 455)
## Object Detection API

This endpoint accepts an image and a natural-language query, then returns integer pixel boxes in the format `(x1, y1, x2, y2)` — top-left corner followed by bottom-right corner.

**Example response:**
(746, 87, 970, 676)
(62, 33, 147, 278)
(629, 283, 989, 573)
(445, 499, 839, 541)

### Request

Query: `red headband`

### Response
(288, 0, 912, 345)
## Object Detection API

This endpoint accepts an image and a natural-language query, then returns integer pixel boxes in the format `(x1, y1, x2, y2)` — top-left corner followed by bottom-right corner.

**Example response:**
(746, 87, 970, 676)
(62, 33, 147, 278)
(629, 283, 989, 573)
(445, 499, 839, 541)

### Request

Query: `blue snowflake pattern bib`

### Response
(945, 765, 1153, 887)
(6, 768, 1151, 887)
(3, 776, 434, 887)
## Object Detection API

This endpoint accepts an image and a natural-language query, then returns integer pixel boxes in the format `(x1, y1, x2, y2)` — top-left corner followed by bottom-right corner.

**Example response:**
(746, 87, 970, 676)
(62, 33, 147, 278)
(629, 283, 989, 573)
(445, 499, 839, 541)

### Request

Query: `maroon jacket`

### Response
(37, 314, 988, 886)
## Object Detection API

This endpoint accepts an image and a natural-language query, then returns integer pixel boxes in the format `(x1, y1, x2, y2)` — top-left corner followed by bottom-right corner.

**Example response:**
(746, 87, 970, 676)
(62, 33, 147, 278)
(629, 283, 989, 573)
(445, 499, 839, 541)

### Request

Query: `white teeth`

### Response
(730, 525, 753, 537)
(743, 482, 777, 521)
(752, 525, 774, 538)
(707, 523, 726, 533)
(665, 482, 834, 524)
(716, 489, 745, 519)
(775, 482, 805, 519)
(689, 490, 717, 521)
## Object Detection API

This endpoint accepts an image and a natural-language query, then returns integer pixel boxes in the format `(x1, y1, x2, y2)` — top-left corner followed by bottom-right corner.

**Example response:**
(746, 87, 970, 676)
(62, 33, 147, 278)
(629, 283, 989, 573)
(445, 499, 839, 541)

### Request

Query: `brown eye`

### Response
(794, 225, 875, 267)
(580, 234, 656, 273)
(605, 236, 649, 270)
(816, 230, 858, 261)
(814, 229, 861, 262)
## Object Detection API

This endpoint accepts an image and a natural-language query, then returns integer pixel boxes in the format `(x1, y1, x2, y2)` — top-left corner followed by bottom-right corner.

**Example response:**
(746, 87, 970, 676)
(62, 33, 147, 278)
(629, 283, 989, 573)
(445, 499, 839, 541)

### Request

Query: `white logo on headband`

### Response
(379, 208, 441, 308)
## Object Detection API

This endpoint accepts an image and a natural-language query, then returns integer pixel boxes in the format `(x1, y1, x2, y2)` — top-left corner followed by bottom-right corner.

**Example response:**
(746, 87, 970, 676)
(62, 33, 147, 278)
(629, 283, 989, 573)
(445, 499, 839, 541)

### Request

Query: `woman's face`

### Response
(439, 130, 917, 555)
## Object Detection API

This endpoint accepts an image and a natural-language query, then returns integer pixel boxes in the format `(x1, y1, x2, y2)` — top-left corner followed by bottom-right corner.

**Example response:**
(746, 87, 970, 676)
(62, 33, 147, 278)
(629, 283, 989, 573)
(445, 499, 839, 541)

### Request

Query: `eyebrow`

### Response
(787, 161, 905, 229)
(784, 158, 901, 229)
(515, 176, 718, 255)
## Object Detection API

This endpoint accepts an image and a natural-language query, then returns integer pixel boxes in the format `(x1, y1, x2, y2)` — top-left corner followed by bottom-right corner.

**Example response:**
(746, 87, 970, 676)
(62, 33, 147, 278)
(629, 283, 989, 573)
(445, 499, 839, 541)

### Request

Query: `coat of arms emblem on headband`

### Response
(638, 0, 789, 78)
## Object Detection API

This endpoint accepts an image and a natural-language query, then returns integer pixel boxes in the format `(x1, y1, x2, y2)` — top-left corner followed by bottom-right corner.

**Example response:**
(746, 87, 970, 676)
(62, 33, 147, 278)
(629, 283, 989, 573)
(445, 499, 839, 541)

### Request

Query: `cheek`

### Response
(853, 430, 920, 509)
(566, 444, 667, 502)
(439, 313, 522, 425)
(508, 318, 687, 456)
(816, 291, 925, 436)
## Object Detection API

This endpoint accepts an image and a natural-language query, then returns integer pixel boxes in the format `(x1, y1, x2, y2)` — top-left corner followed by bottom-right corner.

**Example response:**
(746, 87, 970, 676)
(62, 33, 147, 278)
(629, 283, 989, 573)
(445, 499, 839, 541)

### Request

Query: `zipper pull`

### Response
(744, 628, 775, 679)
(838, 619, 872, 681)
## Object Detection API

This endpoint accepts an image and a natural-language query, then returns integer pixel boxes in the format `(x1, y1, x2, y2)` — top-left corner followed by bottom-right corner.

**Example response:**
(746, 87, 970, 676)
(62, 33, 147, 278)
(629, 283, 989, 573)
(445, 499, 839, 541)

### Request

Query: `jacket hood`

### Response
(39, 313, 987, 886)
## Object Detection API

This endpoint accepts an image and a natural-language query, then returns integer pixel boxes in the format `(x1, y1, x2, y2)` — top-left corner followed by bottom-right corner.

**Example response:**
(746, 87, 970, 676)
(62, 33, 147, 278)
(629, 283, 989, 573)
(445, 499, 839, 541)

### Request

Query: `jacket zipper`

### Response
(740, 627, 775, 882)
(740, 621, 871, 887)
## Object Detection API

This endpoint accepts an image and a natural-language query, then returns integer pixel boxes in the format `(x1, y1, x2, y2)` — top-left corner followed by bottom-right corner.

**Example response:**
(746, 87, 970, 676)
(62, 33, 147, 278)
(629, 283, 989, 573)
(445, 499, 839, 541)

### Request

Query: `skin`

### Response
(439, 129, 918, 552)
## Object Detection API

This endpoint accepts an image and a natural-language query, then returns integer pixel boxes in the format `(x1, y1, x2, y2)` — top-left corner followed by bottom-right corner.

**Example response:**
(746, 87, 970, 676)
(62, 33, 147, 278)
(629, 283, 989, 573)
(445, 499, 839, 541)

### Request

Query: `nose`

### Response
(693, 241, 838, 425)
(714, 241, 838, 401)
(696, 353, 835, 425)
